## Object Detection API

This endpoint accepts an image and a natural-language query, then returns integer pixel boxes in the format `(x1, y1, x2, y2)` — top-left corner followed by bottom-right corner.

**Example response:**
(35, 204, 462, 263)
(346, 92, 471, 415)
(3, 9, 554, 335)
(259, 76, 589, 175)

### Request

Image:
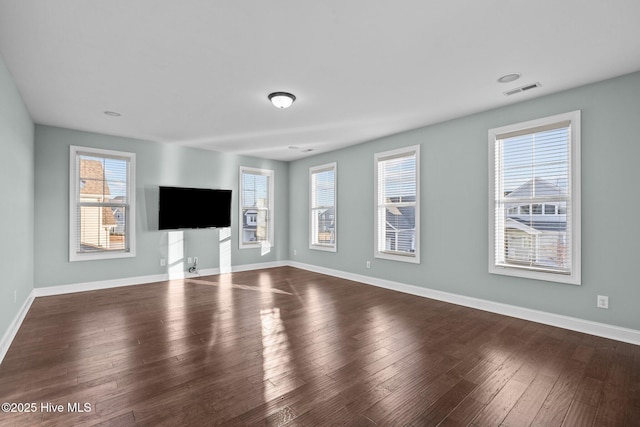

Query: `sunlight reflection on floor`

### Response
(183, 278, 292, 295)
(260, 308, 291, 401)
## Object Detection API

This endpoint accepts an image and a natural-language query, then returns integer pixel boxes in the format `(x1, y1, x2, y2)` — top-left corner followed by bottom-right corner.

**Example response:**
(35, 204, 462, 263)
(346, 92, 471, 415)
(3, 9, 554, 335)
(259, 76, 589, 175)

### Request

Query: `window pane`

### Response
(79, 156, 128, 201)
(79, 206, 127, 253)
(379, 156, 416, 201)
(501, 128, 569, 198)
(383, 206, 416, 254)
(242, 207, 268, 243)
(312, 169, 335, 208)
(311, 208, 335, 245)
(242, 173, 269, 209)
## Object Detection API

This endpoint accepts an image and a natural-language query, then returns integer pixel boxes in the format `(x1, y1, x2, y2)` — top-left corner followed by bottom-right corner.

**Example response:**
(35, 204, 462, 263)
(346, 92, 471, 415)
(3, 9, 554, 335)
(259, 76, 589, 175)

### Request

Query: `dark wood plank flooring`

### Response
(0, 266, 638, 426)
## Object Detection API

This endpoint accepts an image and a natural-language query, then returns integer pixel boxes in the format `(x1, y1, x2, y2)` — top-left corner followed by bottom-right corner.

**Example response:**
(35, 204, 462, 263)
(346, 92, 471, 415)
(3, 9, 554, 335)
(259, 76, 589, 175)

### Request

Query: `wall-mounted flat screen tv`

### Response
(159, 186, 232, 230)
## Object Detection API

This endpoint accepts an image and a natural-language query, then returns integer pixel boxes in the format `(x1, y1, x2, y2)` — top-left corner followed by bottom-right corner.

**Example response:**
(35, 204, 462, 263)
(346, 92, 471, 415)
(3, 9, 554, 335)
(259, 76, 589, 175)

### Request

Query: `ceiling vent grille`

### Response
(503, 82, 541, 96)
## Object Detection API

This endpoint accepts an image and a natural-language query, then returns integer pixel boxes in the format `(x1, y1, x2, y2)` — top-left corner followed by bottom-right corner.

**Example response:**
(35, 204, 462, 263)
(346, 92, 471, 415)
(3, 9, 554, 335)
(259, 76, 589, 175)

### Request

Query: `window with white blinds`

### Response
(239, 166, 274, 249)
(69, 146, 136, 261)
(310, 162, 336, 251)
(374, 145, 420, 263)
(489, 111, 581, 285)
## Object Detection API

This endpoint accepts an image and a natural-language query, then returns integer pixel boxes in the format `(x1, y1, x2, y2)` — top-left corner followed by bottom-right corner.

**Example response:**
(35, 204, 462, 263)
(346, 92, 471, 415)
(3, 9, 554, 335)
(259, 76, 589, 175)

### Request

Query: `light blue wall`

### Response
(34, 125, 289, 287)
(8, 66, 640, 338)
(289, 71, 640, 331)
(0, 56, 34, 335)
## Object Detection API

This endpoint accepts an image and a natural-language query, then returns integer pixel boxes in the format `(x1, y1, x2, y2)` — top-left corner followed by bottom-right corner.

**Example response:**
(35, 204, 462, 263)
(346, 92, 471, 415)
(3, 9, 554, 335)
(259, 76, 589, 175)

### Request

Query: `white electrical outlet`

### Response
(366, 261, 371, 269)
(597, 295, 609, 309)
(160, 258, 166, 267)
(187, 257, 193, 264)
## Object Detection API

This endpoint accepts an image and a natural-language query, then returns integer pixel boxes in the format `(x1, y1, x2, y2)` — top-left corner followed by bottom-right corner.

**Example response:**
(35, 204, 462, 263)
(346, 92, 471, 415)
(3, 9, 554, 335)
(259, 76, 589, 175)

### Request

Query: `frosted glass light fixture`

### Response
(268, 92, 296, 109)
(497, 73, 521, 83)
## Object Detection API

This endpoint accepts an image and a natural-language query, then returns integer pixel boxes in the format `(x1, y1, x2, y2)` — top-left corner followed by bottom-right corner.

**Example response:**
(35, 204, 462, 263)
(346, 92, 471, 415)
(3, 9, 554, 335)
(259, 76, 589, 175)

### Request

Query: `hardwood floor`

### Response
(1, 266, 638, 426)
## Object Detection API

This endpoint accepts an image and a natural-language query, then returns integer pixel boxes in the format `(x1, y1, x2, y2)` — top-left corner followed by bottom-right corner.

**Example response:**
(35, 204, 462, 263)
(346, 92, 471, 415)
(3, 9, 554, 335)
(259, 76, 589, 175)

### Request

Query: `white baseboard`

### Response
(0, 291, 35, 363)
(32, 273, 170, 297)
(32, 261, 289, 297)
(288, 261, 640, 346)
(4, 259, 637, 368)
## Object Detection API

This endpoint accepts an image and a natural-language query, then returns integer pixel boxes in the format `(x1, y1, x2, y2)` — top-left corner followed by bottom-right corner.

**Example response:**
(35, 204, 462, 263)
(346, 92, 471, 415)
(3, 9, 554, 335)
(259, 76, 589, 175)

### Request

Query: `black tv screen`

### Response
(159, 186, 232, 230)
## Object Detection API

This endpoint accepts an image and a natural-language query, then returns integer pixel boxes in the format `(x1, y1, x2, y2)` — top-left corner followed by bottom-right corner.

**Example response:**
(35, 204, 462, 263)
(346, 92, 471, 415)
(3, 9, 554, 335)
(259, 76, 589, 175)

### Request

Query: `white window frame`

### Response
(488, 110, 581, 285)
(374, 145, 420, 264)
(239, 166, 275, 249)
(69, 145, 136, 262)
(309, 162, 337, 252)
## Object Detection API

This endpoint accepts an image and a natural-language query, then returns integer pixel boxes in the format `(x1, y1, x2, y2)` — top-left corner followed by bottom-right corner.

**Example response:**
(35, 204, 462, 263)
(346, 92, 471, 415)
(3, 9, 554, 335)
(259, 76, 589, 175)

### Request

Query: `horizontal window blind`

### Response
(494, 123, 572, 274)
(375, 147, 419, 260)
(310, 164, 336, 249)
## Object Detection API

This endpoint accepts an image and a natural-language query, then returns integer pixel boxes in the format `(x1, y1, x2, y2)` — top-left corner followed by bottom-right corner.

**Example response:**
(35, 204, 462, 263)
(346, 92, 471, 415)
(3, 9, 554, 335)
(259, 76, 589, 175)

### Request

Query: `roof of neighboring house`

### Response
(504, 178, 567, 234)
(385, 205, 415, 231)
(80, 159, 110, 196)
(506, 177, 565, 198)
(318, 207, 334, 218)
(506, 218, 541, 235)
(509, 217, 567, 232)
(79, 159, 116, 226)
(101, 207, 117, 226)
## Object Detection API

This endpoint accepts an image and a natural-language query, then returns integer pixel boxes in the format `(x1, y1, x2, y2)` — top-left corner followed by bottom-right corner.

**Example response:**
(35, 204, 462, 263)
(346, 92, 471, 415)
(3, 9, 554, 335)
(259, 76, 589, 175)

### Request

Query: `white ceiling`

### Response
(1, 1, 639, 161)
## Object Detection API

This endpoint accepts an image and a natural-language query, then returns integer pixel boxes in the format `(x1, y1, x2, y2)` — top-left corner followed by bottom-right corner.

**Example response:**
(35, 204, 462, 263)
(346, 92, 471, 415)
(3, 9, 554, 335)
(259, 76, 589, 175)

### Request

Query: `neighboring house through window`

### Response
(240, 166, 274, 249)
(374, 145, 420, 263)
(489, 110, 581, 284)
(69, 146, 136, 261)
(310, 162, 337, 251)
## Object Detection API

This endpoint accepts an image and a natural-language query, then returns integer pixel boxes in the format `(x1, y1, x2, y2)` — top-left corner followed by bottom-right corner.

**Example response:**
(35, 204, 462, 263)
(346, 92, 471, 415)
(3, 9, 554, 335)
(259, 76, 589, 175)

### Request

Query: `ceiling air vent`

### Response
(503, 82, 541, 96)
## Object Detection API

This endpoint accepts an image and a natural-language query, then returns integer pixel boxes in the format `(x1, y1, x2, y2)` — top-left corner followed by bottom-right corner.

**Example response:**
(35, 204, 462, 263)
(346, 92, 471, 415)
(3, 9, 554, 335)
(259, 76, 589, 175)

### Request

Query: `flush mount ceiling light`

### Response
(104, 111, 121, 117)
(497, 73, 521, 84)
(268, 92, 296, 109)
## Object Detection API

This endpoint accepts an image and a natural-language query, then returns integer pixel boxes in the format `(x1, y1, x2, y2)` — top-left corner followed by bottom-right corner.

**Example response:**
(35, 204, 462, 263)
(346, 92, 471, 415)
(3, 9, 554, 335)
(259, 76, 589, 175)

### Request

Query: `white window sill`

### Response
(70, 250, 136, 262)
(375, 251, 420, 264)
(490, 264, 580, 285)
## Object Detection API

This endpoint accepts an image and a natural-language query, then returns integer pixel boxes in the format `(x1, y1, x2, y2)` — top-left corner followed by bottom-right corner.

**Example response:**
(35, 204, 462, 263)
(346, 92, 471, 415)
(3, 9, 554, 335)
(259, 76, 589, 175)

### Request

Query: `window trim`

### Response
(309, 162, 337, 252)
(69, 145, 136, 262)
(488, 110, 581, 285)
(374, 145, 420, 264)
(239, 166, 275, 249)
